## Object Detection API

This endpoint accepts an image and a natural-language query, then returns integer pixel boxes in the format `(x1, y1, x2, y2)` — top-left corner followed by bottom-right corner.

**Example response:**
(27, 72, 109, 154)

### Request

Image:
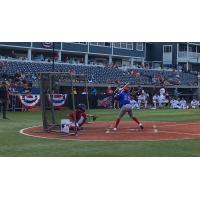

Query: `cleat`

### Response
(113, 128, 117, 131)
(139, 124, 144, 129)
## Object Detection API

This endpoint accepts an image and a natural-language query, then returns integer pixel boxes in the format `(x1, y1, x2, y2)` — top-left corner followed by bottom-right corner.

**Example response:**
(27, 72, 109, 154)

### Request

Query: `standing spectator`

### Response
(106, 86, 113, 95)
(11, 50, 16, 58)
(81, 88, 87, 95)
(0, 81, 9, 119)
(22, 83, 31, 95)
(91, 87, 97, 96)
(72, 88, 77, 95)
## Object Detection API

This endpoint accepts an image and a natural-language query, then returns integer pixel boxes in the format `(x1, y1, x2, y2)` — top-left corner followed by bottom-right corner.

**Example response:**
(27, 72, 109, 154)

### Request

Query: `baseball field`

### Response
(0, 109, 200, 157)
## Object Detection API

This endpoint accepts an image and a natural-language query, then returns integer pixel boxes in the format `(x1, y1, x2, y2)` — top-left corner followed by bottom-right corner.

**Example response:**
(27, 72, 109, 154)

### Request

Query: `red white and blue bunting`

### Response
(19, 95, 40, 108)
(48, 94, 67, 108)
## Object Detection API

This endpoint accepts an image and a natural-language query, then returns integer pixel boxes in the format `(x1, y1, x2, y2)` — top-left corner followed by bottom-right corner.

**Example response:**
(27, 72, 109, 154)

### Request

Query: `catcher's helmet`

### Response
(76, 104, 86, 112)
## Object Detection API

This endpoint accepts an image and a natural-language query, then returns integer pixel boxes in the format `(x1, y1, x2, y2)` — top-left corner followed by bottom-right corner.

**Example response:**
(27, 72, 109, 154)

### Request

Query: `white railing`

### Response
(178, 51, 200, 62)
(189, 52, 197, 59)
(178, 51, 187, 58)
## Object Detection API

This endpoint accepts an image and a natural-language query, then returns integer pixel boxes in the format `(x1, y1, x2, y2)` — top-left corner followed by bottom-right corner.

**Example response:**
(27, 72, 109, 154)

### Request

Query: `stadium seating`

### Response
(1, 60, 198, 87)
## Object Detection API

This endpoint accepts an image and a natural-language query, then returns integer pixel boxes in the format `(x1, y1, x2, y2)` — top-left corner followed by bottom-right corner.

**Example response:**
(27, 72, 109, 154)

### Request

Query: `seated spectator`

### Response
(22, 83, 31, 95)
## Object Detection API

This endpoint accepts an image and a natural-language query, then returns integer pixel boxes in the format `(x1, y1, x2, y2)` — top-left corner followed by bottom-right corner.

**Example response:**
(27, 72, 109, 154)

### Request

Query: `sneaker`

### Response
(139, 124, 144, 129)
(113, 128, 117, 131)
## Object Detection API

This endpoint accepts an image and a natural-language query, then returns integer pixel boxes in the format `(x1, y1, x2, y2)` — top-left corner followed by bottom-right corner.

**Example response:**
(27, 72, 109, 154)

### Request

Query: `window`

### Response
(114, 42, 121, 48)
(136, 42, 143, 51)
(97, 42, 105, 46)
(127, 42, 133, 49)
(90, 42, 98, 45)
(121, 42, 127, 48)
(105, 42, 111, 47)
(163, 45, 172, 53)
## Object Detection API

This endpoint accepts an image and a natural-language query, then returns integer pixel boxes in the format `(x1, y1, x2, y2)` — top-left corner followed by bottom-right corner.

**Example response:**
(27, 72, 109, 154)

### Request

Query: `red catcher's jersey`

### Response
(68, 111, 87, 121)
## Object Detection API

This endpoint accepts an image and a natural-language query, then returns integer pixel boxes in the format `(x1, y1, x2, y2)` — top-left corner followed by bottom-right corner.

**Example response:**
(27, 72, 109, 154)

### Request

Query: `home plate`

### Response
(128, 129, 141, 131)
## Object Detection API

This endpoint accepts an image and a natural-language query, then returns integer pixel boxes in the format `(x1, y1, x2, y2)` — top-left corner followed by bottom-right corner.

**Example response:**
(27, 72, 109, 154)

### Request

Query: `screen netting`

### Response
(40, 72, 89, 134)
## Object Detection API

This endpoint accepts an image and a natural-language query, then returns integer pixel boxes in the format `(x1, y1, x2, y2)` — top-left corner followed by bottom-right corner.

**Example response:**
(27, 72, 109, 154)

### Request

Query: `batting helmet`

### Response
(76, 104, 86, 112)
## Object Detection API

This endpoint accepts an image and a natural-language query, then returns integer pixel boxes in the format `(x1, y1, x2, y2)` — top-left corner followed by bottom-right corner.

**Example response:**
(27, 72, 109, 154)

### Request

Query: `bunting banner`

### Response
(19, 95, 40, 108)
(48, 94, 67, 108)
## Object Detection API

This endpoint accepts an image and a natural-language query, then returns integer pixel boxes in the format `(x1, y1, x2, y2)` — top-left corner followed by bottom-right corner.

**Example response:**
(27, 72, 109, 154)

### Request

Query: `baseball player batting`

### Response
(113, 83, 144, 131)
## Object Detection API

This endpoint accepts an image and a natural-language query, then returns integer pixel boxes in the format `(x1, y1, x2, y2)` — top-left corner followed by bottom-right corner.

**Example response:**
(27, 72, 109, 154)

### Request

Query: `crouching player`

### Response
(68, 104, 97, 130)
(113, 83, 144, 131)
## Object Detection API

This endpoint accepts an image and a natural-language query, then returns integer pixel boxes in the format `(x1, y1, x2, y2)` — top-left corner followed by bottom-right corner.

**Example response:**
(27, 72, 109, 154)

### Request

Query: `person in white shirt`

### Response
(159, 87, 165, 96)
(191, 99, 200, 109)
(180, 98, 187, 109)
(152, 94, 159, 109)
(171, 98, 181, 109)
(138, 92, 147, 109)
(158, 94, 168, 107)
(130, 99, 139, 109)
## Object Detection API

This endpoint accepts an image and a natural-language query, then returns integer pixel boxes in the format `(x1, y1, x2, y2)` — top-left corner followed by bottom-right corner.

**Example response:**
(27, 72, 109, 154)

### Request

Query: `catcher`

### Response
(113, 83, 144, 131)
(68, 104, 97, 130)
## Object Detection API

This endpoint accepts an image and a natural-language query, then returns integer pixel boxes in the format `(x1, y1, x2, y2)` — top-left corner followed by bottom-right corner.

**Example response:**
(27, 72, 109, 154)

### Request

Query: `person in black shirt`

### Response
(0, 81, 9, 119)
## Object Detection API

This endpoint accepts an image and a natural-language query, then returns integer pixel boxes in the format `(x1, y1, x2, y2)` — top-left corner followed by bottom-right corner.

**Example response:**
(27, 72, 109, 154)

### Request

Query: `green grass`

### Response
(0, 109, 200, 156)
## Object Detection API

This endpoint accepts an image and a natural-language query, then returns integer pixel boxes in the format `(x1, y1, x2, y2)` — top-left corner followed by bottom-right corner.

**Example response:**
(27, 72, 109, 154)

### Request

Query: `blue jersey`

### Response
(115, 90, 131, 107)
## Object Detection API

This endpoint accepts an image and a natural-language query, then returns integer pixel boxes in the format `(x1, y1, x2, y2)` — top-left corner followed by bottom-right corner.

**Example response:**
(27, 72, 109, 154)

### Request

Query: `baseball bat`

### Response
(122, 82, 130, 90)
(114, 82, 130, 94)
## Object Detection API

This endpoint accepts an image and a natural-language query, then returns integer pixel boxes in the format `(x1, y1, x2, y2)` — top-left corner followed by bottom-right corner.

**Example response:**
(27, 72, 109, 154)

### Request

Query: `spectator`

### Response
(91, 87, 97, 96)
(22, 83, 31, 95)
(11, 50, 16, 59)
(0, 81, 9, 119)
(72, 88, 77, 95)
(106, 86, 113, 95)
(81, 88, 87, 95)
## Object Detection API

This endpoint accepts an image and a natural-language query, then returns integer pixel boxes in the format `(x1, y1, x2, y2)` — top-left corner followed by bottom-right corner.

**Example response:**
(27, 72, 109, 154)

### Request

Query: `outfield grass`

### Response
(0, 109, 200, 156)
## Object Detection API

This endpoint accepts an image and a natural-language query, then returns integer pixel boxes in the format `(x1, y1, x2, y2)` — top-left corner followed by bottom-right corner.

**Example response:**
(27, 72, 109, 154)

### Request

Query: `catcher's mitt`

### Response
(92, 115, 97, 121)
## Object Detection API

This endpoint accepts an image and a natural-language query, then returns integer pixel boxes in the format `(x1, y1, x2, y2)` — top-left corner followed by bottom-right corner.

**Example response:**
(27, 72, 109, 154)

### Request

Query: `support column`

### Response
(196, 45, 198, 63)
(141, 58, 145, 66)
(109, 55, 112, 65)
(58, 51, 61, 61)
(197, 73, 200, 100)
(187, 43, 189, 71)
(186, 62, 189, 71)
(27, 48, 32, 61)
(176, 43, 179, 66)
(131, 57, 134, 67)
(85, 53, 88, 65)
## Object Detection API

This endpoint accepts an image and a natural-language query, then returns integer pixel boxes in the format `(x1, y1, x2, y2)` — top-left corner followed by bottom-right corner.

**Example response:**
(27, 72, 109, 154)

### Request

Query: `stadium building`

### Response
(146, 42, 200, 72)
(0, 42, 145, 67)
